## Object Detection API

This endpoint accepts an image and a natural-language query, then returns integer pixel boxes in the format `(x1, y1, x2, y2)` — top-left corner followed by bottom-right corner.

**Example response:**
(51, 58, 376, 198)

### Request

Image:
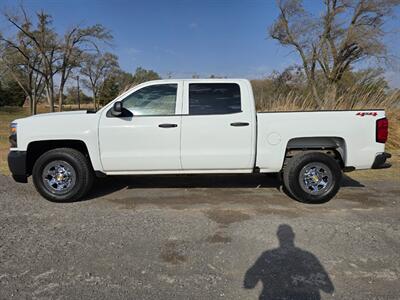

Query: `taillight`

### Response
(376, 118, 388, 143)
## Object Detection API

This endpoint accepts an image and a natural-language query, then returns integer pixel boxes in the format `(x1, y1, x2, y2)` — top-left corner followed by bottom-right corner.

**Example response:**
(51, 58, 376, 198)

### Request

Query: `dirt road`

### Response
(0, 172, 399, 299)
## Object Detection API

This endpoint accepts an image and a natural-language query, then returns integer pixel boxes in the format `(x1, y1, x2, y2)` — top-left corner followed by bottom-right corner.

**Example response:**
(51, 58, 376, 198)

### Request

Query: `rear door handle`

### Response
(230, 122, 250, 127)
(159, 123, 178, 128)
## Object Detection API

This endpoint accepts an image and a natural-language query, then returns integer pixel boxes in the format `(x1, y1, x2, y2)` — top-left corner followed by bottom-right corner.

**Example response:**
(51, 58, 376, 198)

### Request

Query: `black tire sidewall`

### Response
(32, 150, 88, 202)
(286, 153, 342, 203)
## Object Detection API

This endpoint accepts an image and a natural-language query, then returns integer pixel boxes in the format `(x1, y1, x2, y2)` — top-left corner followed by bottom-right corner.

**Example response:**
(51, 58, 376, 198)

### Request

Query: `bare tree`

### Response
(3, 8, 59, 111)
(80, 52, 118, 110)
(270, 0, 400, 107)
(57, 24, 112, 111)
(2, 6, 113, 112)
(0, 12, 45, 114)
(0, 46, 45, 115)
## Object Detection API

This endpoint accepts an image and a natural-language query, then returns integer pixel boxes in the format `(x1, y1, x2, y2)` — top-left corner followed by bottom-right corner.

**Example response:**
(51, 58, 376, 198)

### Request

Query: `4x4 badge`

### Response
(356, 112, 377, 117)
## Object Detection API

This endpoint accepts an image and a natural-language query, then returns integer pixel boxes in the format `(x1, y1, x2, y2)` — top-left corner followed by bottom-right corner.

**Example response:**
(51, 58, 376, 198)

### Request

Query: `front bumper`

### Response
(8, 151, 28, 183)
(372, 152, 392, 169)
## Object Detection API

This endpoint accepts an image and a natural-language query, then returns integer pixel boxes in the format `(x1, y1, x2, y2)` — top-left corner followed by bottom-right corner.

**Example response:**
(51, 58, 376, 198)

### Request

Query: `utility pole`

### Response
(77, 75, 80, 110)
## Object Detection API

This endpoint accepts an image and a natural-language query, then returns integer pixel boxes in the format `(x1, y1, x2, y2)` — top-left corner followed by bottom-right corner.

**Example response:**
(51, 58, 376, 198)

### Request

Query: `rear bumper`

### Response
(8, 151, 28, 183)
(372, 152, 392, 169)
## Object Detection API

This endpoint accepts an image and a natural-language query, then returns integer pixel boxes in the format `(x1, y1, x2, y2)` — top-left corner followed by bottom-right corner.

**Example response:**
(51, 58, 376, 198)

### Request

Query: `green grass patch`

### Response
(0, 107, 30, 175)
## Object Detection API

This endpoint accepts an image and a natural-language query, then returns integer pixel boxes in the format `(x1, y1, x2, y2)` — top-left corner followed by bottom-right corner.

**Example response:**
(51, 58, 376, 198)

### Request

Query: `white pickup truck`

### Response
(8, 79, 391, 203)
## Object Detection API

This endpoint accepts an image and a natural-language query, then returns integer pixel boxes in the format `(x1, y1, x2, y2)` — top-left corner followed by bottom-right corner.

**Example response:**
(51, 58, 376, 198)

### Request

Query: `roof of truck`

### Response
(146, 78, 249, 82)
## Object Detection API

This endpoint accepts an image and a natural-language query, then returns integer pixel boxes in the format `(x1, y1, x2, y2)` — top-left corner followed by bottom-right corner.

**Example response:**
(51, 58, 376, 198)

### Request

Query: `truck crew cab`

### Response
(8, 79, 391, 203)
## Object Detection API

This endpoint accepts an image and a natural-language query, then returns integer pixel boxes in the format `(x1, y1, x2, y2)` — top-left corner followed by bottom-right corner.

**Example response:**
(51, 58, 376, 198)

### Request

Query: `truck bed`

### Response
(255, 110, 386, 172)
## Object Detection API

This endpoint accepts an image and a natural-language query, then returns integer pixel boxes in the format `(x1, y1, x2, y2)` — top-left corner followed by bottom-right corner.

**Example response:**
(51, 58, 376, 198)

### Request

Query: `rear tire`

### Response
(283, 152, 342, 203)
(32, 148, 93, 202)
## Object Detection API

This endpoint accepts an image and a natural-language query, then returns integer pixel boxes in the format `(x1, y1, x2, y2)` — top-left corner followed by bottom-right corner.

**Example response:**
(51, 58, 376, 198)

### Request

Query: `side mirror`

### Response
(111, 101, 123, 117)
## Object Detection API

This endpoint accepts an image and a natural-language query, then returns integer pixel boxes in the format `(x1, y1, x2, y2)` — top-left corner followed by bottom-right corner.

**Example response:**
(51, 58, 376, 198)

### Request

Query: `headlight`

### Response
(9, 123, 17, 148)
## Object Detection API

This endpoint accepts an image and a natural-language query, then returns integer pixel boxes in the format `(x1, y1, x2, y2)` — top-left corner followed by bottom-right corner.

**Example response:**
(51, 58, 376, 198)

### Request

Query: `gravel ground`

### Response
(0, 173, 399, 299)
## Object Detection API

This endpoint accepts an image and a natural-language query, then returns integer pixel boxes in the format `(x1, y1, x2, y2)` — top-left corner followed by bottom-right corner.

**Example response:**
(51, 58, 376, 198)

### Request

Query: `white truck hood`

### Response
(28, 110, 89, 118)
(12, 110, 93, 124)
(12, 110, 100, 152)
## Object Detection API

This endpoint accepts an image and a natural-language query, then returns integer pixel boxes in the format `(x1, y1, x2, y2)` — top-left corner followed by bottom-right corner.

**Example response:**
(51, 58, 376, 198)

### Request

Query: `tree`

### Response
(0, 12, 45, 114)
(0, 76, 26, 106)
(2, 6, 113, 113)
(57, 24, 112, 111)
(132, 67, 161, 84)
(4, 79, 26, 106)
(340, 68, 388, 90)
(111, 69, 134, 93)
(270, 0, 400, 107)
(80, 52, 118, 109)
(3, 9, 59, 111)
(96, 67, 162, 105)
(98, 75, 120, 106)
(0, 82, 4, 106)
(65, 86, 92, 105)
(113, 67, 161, 93)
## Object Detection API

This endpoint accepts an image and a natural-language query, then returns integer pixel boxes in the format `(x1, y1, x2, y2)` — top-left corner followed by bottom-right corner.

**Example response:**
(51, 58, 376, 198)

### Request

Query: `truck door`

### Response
(98, 81, 183, 172)
(180, 81, 255, 170)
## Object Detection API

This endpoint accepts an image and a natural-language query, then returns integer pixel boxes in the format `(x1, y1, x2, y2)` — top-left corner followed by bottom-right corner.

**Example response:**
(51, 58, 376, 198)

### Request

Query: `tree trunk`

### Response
(49, 77, 55, 112)
(33, 98, 37, 115)
(304, 67, 324, 109)
(28, 96, 33, 115)
(30, 95, 37, 115)
(309, 81, 324, 109)
(93, 94, 97, 110)
(45, 84, 55, 112)
(58, 85, 65, 112)
(45, 78, 54, 112)
(323, 82, 338, 108)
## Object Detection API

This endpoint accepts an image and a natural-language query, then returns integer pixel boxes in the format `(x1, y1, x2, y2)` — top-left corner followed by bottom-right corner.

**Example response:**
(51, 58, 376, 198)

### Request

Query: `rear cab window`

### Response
(188, 83, 241, 115)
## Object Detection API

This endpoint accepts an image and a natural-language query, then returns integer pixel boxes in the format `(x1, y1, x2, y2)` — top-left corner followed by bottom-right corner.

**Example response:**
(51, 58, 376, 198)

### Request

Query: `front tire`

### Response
(32, 148, 94, 202)
(283, 152, 342, 203)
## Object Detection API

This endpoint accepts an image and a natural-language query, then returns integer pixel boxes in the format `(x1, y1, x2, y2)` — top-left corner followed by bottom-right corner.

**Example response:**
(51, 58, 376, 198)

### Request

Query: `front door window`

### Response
(122, 84, 177, 115)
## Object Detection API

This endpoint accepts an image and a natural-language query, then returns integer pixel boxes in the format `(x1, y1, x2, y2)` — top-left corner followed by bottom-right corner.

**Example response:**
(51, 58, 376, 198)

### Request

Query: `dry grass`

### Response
(386, 110, 400, 150)
(350, 149, 400, 182)
(253, 85, 400, 151)
(253, 82, 400, 111)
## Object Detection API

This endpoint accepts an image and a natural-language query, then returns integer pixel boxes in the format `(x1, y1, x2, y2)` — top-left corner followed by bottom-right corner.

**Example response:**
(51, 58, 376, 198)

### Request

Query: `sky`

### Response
(1, 0, 399, 87)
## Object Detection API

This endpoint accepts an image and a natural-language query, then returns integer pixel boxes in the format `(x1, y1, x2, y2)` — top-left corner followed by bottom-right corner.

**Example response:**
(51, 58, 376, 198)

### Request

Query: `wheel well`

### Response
(285, 137, 346, 168)
(26, 140, 91, 175)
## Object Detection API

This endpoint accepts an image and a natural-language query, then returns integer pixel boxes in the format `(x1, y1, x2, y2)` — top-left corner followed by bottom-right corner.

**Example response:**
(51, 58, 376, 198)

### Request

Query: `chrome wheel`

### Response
(299, 162, 332, 195)
(42, 160, 76, 195)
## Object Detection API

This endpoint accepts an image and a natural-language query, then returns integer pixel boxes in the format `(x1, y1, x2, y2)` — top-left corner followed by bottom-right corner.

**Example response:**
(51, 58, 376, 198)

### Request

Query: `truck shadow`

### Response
(85, 173, 364, 201)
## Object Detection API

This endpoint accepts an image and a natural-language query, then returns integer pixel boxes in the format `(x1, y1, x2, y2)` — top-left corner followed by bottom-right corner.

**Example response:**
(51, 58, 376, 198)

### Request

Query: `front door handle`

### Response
(230, 122, 250, 127)
(159, 123, 178, 128)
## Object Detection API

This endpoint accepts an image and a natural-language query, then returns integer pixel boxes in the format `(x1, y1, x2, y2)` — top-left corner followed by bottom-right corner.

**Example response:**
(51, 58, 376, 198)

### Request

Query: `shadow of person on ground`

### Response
(244, 224, 334, 300)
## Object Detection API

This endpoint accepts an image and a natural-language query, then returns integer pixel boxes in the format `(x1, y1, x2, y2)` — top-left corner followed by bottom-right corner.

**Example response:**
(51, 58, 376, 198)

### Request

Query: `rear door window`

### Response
(189, 83, 241, 115)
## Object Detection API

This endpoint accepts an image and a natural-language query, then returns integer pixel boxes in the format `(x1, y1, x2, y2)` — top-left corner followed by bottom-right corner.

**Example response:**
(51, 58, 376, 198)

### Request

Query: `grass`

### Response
(253, 85, 400, 150)
(349, 149, 400, 182)
(0, 107, 27, 175)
